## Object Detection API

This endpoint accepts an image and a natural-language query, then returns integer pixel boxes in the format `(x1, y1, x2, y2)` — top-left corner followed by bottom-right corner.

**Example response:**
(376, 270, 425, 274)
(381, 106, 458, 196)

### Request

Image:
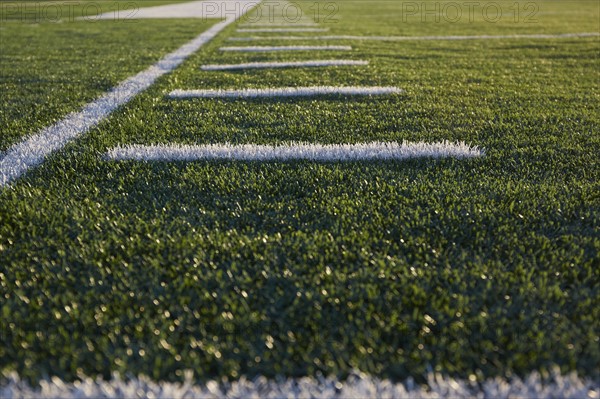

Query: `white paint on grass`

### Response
(2, 369, 598, 399)
(168, 86, 402, 99)
(228, 32, 600, 41)
(200, 60, 368, 70)
(105, 141, 482, 162)
(239, 22, 319, 27)
(220, 45, 352, 52)
(0, 2, 257, 188)
(93, 0, 259, 20)
(237, 28, 329, 32)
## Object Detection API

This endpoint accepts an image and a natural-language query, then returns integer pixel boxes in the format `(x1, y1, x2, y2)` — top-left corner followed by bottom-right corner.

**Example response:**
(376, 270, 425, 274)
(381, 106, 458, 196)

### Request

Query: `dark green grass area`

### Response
(0, 16, 216, 152)
(1, 0, 599, 386)
(1, 159, 599, 382)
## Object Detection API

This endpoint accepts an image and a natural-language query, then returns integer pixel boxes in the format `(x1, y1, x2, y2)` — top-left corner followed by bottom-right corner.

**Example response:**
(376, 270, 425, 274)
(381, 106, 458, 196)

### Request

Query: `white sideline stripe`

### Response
(237, 28, 329, 32)
(93, 0, 259, 19)
(220, 45, 352, 52)
(2, 370, 598, 399)
(200, 60, 369, 70)
(0, 4, 257, 188)
(227, 32, 600, 42)
(105, 141, 483, 162)
(168, 86, 402, 99)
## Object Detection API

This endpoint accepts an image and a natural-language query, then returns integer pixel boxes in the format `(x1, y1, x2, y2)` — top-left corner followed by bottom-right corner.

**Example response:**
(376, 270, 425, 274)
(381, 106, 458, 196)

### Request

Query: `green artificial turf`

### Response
(1, 0, 599, 386)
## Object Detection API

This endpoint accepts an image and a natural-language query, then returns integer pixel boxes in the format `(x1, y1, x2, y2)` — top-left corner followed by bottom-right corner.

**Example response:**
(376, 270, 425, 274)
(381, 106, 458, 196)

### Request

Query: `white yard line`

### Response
(227, 32, 600, 41)
(93, 0, 259, 19)
(200, 60, 368, 70)
(239, 23, 319, 27)
(105, 141, 482, 162)
(0, 1, 258, 188)
(237, 28, 329, 32)
(168, 86, 402, 99)
(220, 45, 352, 52)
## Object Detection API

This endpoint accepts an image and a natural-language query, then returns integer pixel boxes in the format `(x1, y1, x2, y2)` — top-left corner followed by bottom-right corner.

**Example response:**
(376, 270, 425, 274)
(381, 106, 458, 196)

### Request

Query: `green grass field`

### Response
(0, 1, 212, 152)
(1, 0, 599, 389)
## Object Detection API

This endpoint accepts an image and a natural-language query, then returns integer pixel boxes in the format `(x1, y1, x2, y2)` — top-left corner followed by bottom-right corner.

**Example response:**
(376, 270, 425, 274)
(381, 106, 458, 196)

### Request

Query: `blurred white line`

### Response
(200, 60, 368, 70)
(220, 45, 352, 52)
(227, 32, 600, 41)
(93, 0, 259, 19)
(239, 23, 319, 27)
(237, 28, 329, 32)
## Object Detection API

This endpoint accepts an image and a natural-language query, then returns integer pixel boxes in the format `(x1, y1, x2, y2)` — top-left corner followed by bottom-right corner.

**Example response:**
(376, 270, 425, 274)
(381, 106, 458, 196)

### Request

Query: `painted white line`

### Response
(220, 45, 352, 52)
(227, 32, 600, 42)
(201, 60, 369, 70)
(168, 86, 402, 99)
(93, 0, 259, 19)
(237, 28, 329, 32)
(0, 4, 257, 188)
(239, 23, 319, 27)
(2, 370, 598, 398)
(106, 141, 483, 162)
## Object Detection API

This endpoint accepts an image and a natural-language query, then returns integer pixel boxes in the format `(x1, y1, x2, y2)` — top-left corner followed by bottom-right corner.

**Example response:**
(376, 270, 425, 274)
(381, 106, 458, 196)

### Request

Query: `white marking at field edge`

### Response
(168, 86, 402, 99)
(201, 60, 369, 70)
(0, 2, 258, 188)
(227, 32, 600, 42)
(237, 28, 329, 33)
(2, 369, 597, 399)
(220, 45, 352, 52)
(93, 0, 258, 19)
(105, 141, 483, 162)
(239, 23, 319, 27)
